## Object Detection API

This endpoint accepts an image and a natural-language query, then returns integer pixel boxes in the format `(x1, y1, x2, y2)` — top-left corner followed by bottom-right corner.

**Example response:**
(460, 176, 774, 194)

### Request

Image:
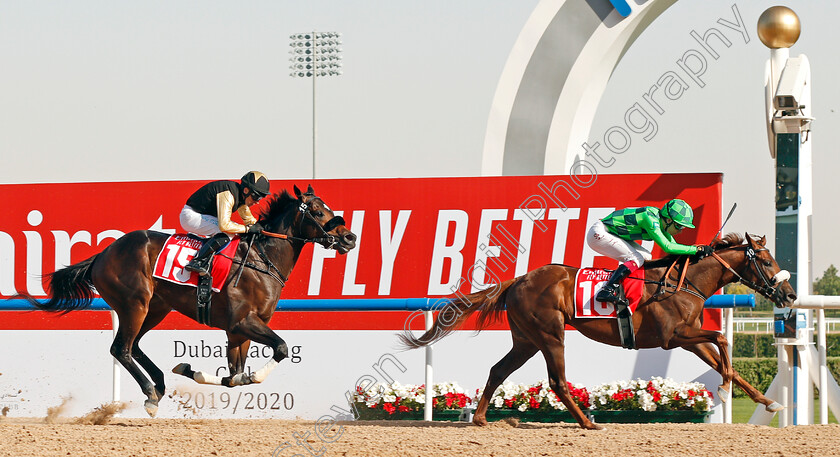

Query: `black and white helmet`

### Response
(241, 171, 270, 198)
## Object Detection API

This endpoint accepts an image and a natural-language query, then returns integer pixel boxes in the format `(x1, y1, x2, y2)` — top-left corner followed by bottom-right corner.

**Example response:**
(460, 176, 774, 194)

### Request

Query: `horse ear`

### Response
(745, 232, 755, 247)
(294, 185, 302, 199)
(758, 235, 767, 246)
(307, 184, 315, 195)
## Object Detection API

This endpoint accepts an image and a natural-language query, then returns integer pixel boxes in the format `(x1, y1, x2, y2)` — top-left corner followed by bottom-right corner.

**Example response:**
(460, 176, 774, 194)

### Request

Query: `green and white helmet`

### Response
(660, 199, 695, 228)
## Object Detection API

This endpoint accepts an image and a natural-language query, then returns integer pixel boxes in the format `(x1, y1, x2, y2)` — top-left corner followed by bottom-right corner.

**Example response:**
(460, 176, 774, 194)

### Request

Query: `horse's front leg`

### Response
(682, 342, 784, 412)
(667, 323, 735, 401)
(225, 313, 288, 385)
(221, 336, 251, 387)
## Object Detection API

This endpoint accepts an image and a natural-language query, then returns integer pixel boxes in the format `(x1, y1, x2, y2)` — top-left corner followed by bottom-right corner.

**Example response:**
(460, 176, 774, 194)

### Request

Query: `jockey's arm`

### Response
(639, 212, 698, 255)
(237, 205, 258, 226)
(215, 191, 248, 234)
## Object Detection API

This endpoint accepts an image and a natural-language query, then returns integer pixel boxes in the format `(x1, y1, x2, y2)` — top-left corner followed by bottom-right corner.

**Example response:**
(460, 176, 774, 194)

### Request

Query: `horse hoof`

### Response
(473, 417, 488, 427)
(172, 363, 191, 376)
(717, 386, 731, 403)
(766, 401, 784, 412)
(585, 422, 605, 431)
(144, 400, 159, 418)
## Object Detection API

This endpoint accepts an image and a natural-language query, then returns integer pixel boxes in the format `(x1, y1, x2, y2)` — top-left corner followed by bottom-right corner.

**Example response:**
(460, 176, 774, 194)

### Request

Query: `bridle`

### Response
(227, 194, 347, 285)
(647, 243, 791, 305)
(710, 245, 791, 306)
(259, 195, 346, 249)
(293, 196, 346, 250)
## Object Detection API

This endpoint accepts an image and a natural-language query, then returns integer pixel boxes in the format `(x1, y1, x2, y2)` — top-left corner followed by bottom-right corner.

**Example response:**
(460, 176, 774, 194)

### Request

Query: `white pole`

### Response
(724, 307, 733, 423)
(778, 344, 790, 427)
(312, 31, 317, 180)
(110, 310, 120, 403)
(818, 309, 828, 424)
(424, 311, 434, 421)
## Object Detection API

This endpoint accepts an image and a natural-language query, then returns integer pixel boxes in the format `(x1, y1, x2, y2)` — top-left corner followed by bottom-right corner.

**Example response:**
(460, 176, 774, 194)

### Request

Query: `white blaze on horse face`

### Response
(772, 270, 791, 285)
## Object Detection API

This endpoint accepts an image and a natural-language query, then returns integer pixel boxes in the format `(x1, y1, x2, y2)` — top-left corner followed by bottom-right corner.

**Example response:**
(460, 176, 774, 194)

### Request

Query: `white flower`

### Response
(518, 403, 529, 412)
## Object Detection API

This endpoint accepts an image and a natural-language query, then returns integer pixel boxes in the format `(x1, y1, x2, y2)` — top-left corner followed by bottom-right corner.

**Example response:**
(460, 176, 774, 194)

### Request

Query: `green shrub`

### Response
(732, 333, 840, 358)
(732, 334, 777, 358)
(730, 357, 840, 399)
(732, 358, 777, 398)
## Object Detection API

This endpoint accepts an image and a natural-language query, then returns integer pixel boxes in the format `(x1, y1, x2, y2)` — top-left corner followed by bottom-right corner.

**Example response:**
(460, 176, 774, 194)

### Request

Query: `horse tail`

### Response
(16, 255, 99, 313)
(398, 278, 518, 349)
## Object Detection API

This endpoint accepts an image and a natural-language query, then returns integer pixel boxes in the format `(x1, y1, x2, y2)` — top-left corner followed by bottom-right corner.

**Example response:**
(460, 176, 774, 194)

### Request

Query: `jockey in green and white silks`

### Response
(585, 199, 713, 304)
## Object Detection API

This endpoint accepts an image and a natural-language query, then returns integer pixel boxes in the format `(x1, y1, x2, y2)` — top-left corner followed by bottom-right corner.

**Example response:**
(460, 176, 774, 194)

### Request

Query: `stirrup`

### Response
(596, 285, 619, 303)
(186, 259, 212, 276)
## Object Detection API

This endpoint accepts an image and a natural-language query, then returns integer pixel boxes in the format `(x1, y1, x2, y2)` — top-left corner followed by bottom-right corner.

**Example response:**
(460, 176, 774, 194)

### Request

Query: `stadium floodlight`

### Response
(289, 31, 343, 179)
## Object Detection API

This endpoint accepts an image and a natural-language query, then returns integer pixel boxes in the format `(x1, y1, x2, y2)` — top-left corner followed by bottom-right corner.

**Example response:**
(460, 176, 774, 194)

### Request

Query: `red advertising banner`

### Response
(0, 173, 722, 330)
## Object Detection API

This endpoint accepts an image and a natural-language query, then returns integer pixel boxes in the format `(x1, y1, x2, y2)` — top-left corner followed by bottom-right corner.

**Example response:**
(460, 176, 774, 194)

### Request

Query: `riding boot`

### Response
(185, 233, 229, 276)
(596, 264, 632, 303)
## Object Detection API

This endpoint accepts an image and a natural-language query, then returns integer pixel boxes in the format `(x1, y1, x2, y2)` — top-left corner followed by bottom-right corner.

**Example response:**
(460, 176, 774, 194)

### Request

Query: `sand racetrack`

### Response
(1, 417, 839, 457)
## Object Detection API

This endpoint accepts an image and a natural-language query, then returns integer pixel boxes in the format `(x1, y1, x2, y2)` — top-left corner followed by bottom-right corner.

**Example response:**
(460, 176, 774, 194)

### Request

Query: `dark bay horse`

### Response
(401, 233, 797, 430)
(16, 185, 355, 416)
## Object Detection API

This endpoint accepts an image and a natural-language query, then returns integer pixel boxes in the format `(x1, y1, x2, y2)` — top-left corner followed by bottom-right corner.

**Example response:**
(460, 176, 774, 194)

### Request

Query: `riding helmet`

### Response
(241, 171, 270, 197)
(660, 199, 695, 228)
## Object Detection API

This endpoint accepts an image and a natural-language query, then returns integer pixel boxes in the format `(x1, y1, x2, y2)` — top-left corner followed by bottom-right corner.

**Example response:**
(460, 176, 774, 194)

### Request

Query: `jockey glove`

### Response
(247, 222, 265, 234)
(695, 245, 713, 259)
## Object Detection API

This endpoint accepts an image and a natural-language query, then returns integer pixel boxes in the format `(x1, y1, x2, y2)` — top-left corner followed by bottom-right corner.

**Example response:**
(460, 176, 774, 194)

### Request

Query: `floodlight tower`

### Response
(289, 32, 343, 179)
(758, 6, 814, 427)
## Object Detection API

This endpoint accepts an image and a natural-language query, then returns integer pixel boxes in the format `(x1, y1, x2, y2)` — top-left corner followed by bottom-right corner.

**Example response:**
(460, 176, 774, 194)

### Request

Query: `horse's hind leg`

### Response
(541, 342, 602, 430)
(131, 303, 171, 402)
(109, 304, 160, 417)
(683, 342, 783, 412)
(473, 338, 538, 426)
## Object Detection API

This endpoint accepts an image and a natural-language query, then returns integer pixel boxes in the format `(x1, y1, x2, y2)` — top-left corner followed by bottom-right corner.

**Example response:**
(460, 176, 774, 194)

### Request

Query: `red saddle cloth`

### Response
(152, 234, 241, 292)
(573, 267, 646, 319)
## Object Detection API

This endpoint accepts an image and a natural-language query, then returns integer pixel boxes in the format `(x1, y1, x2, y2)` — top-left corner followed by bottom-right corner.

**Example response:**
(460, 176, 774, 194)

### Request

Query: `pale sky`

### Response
(0, 0, 837, 279)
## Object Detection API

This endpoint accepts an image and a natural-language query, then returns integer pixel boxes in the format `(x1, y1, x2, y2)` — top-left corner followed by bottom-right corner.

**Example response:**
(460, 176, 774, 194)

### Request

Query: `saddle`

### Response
(152, 234, 241, 325)
(574, 268, 645, 350)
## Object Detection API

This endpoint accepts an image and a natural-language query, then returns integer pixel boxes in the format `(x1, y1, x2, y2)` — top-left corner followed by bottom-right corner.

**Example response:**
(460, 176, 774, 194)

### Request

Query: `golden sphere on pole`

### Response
(757, 6, 801, 49)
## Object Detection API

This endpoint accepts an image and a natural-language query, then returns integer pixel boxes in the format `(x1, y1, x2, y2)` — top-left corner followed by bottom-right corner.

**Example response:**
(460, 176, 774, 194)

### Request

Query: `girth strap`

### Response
(196, 274, 212, 325)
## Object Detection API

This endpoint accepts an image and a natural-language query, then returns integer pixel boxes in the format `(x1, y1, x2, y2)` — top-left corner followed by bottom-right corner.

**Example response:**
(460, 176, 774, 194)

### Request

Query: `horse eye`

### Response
(763, 260, 772, 267)
(313, 211, 325, 218)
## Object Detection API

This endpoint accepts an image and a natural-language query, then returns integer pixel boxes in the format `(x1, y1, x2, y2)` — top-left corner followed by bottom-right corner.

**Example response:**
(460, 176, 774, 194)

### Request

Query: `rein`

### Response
(222, 194, 346, 285)
(647, 257, 708, 301)
(710, 247, 790, 304)
(643, 244, 790, 304)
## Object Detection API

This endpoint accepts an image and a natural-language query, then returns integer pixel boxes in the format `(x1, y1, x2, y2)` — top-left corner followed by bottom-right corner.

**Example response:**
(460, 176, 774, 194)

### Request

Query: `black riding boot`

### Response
(596, 264, 632, 303)
(185, 233, 229, 276)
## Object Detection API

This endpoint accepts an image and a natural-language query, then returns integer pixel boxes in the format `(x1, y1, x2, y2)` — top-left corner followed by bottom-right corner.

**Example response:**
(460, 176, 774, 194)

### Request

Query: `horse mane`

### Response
(644, 232, 745, 269)
(258, 190, 300, 228)
(711, 232, 744, 249)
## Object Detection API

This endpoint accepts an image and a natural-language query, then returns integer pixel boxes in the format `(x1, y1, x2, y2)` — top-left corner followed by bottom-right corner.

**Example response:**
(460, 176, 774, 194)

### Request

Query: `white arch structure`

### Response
(481, 0, 677, 176)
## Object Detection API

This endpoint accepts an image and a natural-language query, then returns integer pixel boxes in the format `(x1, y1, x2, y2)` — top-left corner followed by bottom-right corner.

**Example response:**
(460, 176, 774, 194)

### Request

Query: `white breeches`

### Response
(586, 220, 651, 268)
(180, 205, 227, 238)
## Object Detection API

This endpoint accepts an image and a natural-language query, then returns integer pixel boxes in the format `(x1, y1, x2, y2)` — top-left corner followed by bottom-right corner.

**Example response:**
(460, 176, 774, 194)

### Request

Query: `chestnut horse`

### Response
(16, 185, 356, 416)
(401, 233, 797, 429)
